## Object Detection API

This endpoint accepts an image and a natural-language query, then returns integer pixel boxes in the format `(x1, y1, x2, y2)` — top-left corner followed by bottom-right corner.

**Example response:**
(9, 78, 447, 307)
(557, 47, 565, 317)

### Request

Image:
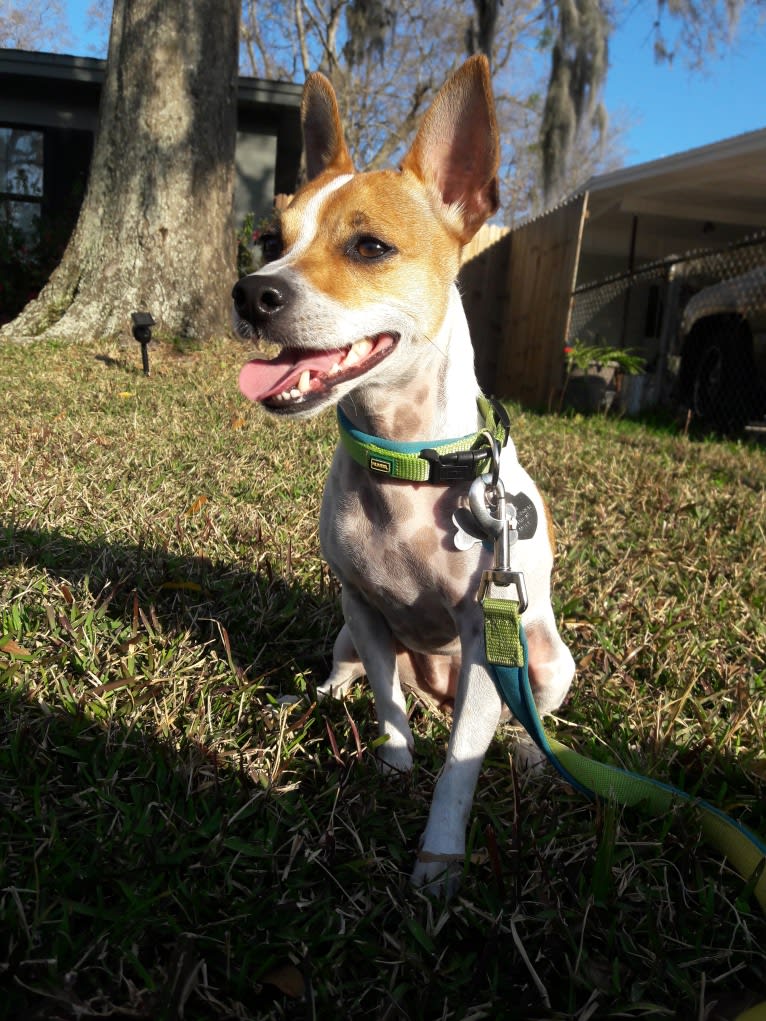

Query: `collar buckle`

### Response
(420, 447, 488, 484)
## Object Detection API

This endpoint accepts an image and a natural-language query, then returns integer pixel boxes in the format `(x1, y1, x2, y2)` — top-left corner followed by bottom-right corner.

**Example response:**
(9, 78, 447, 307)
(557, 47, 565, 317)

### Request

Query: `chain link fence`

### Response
(567, 233, 766, 433)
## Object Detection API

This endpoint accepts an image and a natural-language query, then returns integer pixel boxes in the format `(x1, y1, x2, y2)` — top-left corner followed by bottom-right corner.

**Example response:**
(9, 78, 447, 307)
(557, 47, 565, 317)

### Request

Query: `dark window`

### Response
(1, 127, 44, 237)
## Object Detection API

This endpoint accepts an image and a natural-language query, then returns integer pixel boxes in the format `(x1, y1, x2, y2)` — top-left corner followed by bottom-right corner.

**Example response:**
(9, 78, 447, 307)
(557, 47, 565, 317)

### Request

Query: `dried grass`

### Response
(1, 335, 765, 1019)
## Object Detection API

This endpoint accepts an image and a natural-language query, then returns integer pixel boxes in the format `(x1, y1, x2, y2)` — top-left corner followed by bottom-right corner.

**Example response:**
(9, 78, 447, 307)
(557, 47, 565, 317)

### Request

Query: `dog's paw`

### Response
(318, 625, 366, 700)
(375, 739, 414, 775)
(411, 851, 463, 898)
(316, 676, 357, 701)
(512, 730, 548, 773)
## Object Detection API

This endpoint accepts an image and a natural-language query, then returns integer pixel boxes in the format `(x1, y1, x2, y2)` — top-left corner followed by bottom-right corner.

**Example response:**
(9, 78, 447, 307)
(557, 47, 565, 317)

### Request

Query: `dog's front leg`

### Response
(411, 616, 503, 894)
(316, 624, 366, 700)
(339, 586, 415, 774)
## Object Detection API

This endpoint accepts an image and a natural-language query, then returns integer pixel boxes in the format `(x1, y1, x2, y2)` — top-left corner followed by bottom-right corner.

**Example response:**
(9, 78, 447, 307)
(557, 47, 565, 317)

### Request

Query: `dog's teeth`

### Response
(290, 388, 301, 399)
(352, 338, 373, 358)
(329, 362, 342, 375)
(345, 338, 373, 368)
(298, 370, 311, 393)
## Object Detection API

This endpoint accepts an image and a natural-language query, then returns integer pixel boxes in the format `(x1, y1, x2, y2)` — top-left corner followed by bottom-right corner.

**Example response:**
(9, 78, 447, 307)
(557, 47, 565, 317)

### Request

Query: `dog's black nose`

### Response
(232, 275, 292, 326)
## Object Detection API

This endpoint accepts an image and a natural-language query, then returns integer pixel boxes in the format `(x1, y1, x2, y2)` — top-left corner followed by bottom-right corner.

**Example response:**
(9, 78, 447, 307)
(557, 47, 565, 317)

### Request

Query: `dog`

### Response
(233, 56, 575, 892)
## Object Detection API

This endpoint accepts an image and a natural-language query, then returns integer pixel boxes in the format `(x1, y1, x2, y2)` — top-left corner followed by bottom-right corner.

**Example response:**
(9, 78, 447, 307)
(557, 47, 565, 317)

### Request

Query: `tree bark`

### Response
(1, 0, 240, 343)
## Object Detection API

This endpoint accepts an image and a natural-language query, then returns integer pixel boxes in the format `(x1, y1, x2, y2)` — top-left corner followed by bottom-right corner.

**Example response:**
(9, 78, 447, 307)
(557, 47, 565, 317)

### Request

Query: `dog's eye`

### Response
(260, 232, 283, 263)
(354, 236, 392, 260)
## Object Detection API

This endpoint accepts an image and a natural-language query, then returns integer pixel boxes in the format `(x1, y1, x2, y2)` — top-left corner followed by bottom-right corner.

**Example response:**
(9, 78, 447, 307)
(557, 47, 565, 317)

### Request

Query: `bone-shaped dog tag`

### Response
(452, 508, 488, 551)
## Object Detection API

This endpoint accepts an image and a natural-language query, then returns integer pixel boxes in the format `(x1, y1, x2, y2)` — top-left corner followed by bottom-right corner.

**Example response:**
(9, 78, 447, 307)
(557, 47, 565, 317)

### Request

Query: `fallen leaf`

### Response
(0, 638, 31, 658)
(230, 415, 246, 430)
(185, 495, 209, 515)
(158, 580, 205, 594)
(325, 719, 344, 766)
(262, 962, 305, 999)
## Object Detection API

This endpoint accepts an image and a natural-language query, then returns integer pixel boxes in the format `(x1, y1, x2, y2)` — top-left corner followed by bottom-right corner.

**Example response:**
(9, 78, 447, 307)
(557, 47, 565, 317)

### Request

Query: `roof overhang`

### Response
(0, 48, 303, 112)
(581, 127, 766, 230)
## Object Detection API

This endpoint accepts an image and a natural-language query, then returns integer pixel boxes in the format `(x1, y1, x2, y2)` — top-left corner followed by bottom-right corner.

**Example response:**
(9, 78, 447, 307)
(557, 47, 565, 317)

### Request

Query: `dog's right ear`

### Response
(301, 72, 355, 181)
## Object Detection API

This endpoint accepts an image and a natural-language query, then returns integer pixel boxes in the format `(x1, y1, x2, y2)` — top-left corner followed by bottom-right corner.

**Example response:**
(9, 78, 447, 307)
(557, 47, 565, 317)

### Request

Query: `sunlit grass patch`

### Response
(1, 335, 765, 1019)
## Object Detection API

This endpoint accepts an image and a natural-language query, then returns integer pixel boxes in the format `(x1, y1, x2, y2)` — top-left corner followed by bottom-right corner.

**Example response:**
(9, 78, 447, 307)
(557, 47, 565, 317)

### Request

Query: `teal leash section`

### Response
(482, 595, 766, 917)
(489, 647, 766, 865)
(487, 626, 592, 798)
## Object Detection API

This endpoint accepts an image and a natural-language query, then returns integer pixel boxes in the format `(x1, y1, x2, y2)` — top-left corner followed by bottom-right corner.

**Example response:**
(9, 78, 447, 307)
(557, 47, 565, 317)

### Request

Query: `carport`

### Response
(468, 126, 766, 410)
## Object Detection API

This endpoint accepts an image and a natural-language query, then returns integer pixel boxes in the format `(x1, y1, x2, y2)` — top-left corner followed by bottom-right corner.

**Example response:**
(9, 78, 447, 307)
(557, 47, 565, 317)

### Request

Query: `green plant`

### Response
(236, 211, 258, 277)
(560, 339, 646, 414)
(236, 211, 278, 278)
(564, 338, 646, 376)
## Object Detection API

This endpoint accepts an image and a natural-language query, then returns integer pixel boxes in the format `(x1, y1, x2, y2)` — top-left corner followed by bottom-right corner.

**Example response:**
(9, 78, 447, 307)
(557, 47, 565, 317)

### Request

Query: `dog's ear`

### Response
(301, 72, 355, 181)
(401, 55, 499, 243)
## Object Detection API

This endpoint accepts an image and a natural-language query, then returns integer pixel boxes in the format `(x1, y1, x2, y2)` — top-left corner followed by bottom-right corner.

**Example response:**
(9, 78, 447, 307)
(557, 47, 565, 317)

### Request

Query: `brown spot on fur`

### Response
(393, 404, 427, 437)
(397, 647, 460, 710)
(448, 550, 470, 578)
(388, 385, 434, 438)
(350, 209, 372, 231)
(411, 526, 439, 558)
(359, 479, 391, 529)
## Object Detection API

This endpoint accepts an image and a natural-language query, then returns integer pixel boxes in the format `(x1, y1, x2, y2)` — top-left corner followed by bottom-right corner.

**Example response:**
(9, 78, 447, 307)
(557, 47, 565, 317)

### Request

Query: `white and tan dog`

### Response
(234, 56, 574, 891)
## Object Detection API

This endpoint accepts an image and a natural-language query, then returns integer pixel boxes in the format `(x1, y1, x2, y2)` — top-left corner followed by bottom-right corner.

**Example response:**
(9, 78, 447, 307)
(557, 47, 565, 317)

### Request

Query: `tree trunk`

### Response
(1, 0, 240, 343)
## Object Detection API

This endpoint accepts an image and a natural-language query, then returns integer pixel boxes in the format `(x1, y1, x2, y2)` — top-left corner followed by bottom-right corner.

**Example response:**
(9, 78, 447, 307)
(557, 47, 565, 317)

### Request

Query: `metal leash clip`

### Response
(475, 430, 501, 490)
(469, 473, 528, 611)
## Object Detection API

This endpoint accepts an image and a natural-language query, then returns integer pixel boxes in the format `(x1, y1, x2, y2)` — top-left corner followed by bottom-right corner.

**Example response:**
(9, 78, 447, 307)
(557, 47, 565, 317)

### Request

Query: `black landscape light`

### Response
(131, 311, 155, 376)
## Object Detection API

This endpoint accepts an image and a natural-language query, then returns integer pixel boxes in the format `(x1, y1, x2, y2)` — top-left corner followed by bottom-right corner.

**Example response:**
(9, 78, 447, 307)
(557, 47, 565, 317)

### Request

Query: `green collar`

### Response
(337, 397, 510, 483)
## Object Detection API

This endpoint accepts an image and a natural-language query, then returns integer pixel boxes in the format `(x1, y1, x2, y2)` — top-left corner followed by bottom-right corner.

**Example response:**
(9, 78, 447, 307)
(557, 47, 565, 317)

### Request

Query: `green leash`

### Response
(483, 595, 766, 1021)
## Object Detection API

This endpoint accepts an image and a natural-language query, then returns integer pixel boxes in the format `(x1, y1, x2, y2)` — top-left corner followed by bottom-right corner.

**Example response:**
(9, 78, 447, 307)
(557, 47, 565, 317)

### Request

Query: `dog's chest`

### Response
(320, 455, 483, 649)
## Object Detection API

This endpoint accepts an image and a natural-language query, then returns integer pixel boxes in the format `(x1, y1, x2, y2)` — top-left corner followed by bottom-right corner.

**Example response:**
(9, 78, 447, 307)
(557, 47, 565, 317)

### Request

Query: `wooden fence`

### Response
(458, 225, 511, 392)
(459, 195, 589, 409)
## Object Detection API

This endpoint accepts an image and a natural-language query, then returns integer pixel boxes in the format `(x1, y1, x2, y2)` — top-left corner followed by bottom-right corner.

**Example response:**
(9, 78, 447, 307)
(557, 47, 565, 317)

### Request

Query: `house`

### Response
(0, 48, 302, 319)
(464, 126, 766, 425)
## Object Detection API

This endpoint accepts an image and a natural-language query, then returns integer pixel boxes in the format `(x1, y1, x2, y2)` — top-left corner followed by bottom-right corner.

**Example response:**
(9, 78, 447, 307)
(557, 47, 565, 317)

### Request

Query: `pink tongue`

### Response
(239, 347, 347, 402)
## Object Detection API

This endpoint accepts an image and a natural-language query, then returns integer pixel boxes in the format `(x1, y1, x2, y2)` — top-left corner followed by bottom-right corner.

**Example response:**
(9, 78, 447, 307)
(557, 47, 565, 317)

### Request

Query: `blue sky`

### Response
(605, 4, 766, 165)
(62, 1, 766, 170)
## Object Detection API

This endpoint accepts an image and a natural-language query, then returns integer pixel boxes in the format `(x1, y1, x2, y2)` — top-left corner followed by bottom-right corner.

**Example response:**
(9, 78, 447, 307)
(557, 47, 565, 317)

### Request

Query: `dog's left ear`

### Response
(301, 72, 355, 181)
(401, 55, 500, 243)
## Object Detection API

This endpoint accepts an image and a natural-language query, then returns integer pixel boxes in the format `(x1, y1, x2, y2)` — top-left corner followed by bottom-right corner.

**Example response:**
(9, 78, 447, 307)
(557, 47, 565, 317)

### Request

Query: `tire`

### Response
(683, 316, 760, 434)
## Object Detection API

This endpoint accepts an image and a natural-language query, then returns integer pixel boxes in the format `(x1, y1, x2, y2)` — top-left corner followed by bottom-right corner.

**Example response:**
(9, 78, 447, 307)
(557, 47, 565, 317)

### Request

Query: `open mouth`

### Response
(238, 333, 399, 412)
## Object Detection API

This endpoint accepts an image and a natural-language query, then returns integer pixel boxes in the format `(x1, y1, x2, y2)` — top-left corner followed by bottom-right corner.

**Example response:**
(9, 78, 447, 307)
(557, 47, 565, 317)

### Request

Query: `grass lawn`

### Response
(1, 335, 765, 1020)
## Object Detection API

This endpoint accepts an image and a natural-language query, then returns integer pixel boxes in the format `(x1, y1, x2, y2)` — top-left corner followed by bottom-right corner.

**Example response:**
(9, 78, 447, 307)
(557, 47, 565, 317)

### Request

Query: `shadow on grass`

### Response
(0, 670, 444, 1020)
(3, 679, 765, 1021)
(2, 523, 766, 1020)
(0, 523, 447, 1018)
(0, 521, 506, 1019)
(0, 520, 341, 688)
